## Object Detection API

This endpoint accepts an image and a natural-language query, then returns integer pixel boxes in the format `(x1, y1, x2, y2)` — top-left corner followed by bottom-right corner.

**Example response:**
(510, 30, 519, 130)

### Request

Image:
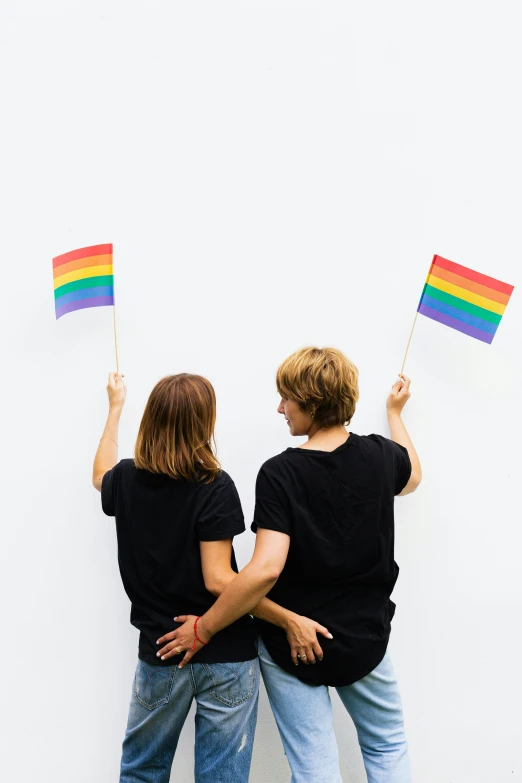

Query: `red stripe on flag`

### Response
(53, 244, 113, 269)
(432, 255, 514, 296)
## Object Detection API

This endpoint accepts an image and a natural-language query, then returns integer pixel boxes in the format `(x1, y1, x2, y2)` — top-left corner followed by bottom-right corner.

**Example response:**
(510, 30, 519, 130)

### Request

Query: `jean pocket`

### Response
(203, 659, 259, 707)
(134, 660, 176, 711)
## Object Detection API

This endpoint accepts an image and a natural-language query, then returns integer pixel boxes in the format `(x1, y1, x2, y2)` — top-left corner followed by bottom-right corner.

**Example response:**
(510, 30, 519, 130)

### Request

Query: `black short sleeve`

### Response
(390, 441, 412, 495)
(101, 464, 119, 516)
(251, 466, 291, 536)
(197, 478, 245, 541)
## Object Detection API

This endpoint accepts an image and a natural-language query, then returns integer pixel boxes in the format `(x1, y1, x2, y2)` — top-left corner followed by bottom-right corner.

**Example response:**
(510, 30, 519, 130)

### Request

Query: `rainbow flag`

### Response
(418, 255, 514, 344)
(53, 244, 114, 320)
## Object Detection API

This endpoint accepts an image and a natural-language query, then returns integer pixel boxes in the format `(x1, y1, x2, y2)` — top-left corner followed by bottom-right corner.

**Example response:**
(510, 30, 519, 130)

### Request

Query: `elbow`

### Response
(204, 578, 226, 597)
(251, 561, 283, 587)
(400, 470, 422, 496)
(204, 572, 235, 597)
(265, 568, 283, 584)
(411, 468, 422, 491)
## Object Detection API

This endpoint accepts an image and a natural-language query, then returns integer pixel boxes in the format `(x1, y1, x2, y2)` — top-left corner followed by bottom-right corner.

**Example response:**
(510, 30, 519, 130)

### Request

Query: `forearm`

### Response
(199, 562, 278, 639)
(209, 570, 296, 631)
(92, 407, 122, 487)
(387, 412, 422, 480)
(251, 597, 296, 631)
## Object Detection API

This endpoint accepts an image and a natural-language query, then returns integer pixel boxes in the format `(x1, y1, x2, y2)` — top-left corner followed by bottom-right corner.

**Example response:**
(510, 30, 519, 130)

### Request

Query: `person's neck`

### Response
(300, 423, 350, 452)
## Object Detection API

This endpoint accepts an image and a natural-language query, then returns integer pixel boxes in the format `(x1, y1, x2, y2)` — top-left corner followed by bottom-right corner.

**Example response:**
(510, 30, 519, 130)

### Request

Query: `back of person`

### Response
(152, 349, 421, 783)
(254, 431, 410, 685)
(103, 460, 256, 665)
(92, 372, 258, 783)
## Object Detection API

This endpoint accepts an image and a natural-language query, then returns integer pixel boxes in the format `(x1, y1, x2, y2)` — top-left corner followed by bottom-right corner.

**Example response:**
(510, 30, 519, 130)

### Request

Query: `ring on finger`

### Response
(175, 647, 182, 655)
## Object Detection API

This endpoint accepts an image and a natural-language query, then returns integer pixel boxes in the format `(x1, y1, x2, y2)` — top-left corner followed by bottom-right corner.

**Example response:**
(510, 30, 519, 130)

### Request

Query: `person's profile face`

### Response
(277, 397, 312, 437)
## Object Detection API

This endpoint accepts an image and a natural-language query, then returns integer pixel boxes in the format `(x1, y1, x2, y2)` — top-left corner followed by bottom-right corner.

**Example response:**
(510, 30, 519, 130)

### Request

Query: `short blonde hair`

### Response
(276, 347, 359, 426)
(134, 374, 221, 483)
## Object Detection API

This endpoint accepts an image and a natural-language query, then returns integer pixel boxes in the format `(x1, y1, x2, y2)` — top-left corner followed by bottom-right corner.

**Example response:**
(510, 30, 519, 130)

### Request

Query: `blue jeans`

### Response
(258, 638, 411, 783)
(120, 657, 259, 783)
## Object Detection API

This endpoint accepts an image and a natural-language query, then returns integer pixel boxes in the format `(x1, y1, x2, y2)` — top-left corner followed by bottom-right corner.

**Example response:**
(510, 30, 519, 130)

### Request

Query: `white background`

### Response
(1, 2, 521, 781)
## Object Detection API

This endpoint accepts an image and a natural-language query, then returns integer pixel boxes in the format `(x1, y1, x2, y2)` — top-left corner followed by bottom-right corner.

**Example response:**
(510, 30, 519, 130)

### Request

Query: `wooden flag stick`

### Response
(113, 304, 120, 375)
(111, 242, 120, 375)
(400, 256, 436, 376)
(400, 310, 419, 376)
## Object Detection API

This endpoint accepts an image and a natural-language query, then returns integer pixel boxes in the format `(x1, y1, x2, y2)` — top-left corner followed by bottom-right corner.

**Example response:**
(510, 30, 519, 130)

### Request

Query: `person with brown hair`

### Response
(92, 371, 328, 783)
(158, 347, 422, 783)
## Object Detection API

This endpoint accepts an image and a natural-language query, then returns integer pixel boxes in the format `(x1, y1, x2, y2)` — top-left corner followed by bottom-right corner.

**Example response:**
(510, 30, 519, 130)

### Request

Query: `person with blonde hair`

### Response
(158, 348, 422, 783)
(93, 371, 327, 783)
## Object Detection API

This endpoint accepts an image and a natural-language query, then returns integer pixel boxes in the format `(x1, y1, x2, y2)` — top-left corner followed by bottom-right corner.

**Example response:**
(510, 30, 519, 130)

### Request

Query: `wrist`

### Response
(282, 611, 300, 633)
(197, 616, 213, 643)
(387, 409, 402, 420)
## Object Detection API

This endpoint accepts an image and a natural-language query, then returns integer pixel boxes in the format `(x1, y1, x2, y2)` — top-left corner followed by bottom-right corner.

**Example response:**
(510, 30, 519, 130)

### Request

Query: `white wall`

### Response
(1, 2, 521, 781)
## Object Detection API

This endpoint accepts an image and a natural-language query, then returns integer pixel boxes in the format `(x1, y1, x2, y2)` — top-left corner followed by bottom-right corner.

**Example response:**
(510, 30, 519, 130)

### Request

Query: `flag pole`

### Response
(113, 305, 120, 375)
(112, 243, 119, 375)
(399, 256, 436, 376)
(400, 311, 419, 376)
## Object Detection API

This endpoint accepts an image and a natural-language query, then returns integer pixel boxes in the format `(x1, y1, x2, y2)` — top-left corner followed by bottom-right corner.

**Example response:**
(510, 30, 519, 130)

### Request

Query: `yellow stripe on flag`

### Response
(54, 264, 114, 290)
(426, 274, 506, 316)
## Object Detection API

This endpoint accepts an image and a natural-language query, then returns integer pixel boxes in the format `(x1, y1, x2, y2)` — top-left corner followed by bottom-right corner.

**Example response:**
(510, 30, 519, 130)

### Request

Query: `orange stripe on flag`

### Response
(53, 244, 113, 269)
(432, 255, 514, 295)
(52, 254, 113, 279)
(429, 266, 511, 306)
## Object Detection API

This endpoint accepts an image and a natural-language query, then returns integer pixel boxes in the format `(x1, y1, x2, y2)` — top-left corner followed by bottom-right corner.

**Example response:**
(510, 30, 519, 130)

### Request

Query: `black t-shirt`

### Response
(102, 460, 257, 666)
(251, 433, 411, 686)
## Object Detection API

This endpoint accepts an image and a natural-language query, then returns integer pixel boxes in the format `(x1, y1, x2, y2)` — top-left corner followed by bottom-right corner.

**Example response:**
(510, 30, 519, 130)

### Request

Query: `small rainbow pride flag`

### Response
(53, 244, 114, 320)
(418, 255, 514, 344)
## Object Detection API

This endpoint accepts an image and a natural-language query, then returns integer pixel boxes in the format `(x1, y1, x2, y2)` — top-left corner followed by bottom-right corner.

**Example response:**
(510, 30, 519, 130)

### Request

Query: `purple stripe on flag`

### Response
(418, 303, 495, 344)
(55, 295, 114, 320)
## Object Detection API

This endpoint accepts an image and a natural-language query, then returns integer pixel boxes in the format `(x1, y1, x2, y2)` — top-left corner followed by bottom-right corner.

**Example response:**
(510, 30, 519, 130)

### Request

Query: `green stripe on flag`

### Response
(423, 284, 502, 325)
(54, 275, 114, 300)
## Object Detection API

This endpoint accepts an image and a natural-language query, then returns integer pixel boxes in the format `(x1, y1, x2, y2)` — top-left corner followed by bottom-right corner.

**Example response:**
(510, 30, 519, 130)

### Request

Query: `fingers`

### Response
(291, 645, 300, 667)
(108, 372, 125, 382)
(156, 639, 181, 659)
(312, 640, 324, 662)
(158, 642, 185, 661)
(392, 375, 411, 398)
(156, 630, 177, 646)
(178, 649, 196, 669)
(173, 616, 188, 623)
(398, 376, 411, 398)
(295, 647, 315, 665)
(315, 623, 333, 640)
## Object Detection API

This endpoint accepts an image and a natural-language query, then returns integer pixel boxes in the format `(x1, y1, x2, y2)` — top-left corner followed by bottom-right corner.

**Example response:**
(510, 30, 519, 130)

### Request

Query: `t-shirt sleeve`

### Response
(197, 479, 245, 541)
(251, 465, 292, 536)
(101, 464, 119, 516)
(390, 441, 412, 495)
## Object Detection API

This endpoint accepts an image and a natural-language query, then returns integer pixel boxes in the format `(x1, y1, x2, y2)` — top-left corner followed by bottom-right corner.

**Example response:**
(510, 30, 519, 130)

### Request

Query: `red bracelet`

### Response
(193, 617, 209, 650)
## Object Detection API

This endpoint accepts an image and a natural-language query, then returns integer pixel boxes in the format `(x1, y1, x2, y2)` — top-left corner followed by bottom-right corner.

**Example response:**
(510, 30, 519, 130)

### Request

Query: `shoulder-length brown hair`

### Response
(134, 374, 221, 483)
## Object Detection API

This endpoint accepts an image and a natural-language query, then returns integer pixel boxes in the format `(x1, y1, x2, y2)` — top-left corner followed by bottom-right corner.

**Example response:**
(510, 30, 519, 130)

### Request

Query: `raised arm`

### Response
(92, 372, 126, 491)
(386, 374, 422, 495)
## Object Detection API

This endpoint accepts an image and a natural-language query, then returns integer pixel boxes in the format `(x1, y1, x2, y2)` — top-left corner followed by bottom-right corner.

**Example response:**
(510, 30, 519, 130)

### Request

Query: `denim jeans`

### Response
(258, 638, 411, 783)
(120, 657, 259, 783)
